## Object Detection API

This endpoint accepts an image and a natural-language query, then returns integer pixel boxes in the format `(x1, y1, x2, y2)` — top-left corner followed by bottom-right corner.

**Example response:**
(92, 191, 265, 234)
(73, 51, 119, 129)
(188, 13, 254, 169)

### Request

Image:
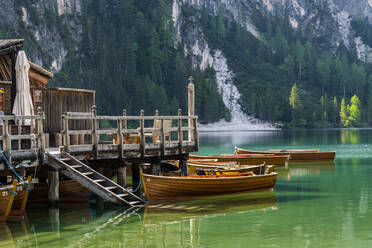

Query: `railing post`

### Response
(63, 114, 70, 153)
(193, 117, 199, 152)
(188, 76, 195, 142)
(37, 107, 45, 162)
(117, 116, 124, 159)
(92, 105, 98, 159)
(3, 119, 11, 161)
(122, 109, 127, 129)
(140, 110, 145, 157)
(160, 119, 165, 156)
(178, 109, 183, 153)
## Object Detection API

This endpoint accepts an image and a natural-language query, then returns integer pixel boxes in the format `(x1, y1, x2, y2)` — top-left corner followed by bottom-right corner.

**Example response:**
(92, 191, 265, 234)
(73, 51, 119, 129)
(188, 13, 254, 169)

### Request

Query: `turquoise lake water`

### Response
(1, 129, 372, 247)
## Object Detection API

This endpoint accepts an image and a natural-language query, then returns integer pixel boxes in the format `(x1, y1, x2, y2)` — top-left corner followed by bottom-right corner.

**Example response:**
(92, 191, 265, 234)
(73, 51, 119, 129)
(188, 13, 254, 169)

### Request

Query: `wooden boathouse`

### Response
(0, 39, 199, 209)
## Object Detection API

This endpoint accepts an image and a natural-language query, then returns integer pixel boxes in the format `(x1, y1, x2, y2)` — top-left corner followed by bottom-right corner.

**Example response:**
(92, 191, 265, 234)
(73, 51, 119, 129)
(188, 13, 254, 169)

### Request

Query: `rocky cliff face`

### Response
(0, 0, 81, 71)
(2, 0, 371, 75)
(177, 0, 372, 59)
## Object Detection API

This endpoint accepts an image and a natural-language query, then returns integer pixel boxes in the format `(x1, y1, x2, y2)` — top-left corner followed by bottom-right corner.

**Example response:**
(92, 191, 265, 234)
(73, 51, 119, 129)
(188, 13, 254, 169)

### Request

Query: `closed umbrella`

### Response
(12, 51, 34, 125)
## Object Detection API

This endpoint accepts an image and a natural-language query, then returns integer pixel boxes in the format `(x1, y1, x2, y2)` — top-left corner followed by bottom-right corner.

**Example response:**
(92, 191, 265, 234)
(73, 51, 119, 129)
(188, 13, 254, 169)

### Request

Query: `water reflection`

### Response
(276, 162, 336, 180)
(143, 190, 277, 224)
(0, 218, 34, 247)
(3, 129, 372, 247)
(340, 129, 361, 144)
(199, 131, 281, 147)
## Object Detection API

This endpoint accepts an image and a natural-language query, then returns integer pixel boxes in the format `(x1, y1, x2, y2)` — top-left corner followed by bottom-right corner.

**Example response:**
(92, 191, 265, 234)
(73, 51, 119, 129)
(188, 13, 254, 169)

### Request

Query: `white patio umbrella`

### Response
(12, 51, 34, 125)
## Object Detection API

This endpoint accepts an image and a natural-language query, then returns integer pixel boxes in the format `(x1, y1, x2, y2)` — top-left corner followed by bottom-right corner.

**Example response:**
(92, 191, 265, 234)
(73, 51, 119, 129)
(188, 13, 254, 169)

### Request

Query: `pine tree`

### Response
(340, 98, 347, 126)
(289, 83, 302, 127)
(333, 97, 338, 126)
(349, 95, 361, 127)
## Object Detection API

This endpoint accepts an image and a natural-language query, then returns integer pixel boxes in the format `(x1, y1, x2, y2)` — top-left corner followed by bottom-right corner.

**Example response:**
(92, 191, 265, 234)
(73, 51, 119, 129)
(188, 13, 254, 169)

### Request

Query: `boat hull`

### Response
(187, 163, 271, 176)
(189, 154, 289, 166)
(142, 173, 277, 201)
(235, 148, 336, 162)
(29, 180, 91, 203)
(0, 179, 31, 221)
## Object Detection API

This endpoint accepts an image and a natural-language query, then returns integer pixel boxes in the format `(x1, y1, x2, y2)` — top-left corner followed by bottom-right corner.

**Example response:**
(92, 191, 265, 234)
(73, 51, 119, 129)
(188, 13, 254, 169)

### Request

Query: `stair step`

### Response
(129, 201, 140, 205)
(60, 158, 70, 161)
(117, 193, 128, 198)
(105, 186, 116, 190)
(94, 179, 105, 183)
(82, 172, 94, 176)
(70, 165, 83, 169)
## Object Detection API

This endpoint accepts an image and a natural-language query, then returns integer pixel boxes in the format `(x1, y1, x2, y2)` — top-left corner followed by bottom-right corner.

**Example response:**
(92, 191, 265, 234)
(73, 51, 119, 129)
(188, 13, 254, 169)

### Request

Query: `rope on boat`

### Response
(129, 179, 142, 193)
(0, 181, 17, 196)
(0, 143, 31, 188)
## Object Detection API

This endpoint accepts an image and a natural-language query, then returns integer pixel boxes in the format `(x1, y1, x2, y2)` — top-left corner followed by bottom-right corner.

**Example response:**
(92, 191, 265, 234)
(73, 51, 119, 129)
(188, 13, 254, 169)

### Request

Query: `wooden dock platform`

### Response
(0, 81, 198, 207)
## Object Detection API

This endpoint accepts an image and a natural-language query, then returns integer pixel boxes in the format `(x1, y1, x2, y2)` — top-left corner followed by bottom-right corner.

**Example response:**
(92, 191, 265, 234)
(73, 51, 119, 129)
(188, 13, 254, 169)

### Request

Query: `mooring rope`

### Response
(129, 179, 142, 193)
(0, 181, 17, 196)
(0, 143, 31, 187)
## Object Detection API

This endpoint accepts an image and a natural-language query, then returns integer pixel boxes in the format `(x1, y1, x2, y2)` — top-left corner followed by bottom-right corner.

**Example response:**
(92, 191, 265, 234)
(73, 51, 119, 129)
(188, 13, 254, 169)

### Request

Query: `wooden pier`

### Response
(61, 108, 198, 161)
(0, 79, 198, 207)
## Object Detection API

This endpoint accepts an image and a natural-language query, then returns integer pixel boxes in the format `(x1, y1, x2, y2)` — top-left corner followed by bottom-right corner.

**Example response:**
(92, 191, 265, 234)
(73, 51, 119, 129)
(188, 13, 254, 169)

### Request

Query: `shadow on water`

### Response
(275, 184, 321, 193)
(276, 194, 329, 203)
(143, 190, 277, 224)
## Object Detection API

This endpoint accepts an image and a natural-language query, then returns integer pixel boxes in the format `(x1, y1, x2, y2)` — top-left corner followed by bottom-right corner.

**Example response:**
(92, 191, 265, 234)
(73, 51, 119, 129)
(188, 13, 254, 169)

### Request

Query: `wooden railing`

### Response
(0, 108, 45, 163)
(62, 107, 199, 159)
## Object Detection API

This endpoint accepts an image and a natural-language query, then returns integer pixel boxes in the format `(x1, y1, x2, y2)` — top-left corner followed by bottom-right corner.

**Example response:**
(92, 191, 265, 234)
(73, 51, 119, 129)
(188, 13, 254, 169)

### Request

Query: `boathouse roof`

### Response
(29, 61, 54, 79)
(0, 39, 24, 51)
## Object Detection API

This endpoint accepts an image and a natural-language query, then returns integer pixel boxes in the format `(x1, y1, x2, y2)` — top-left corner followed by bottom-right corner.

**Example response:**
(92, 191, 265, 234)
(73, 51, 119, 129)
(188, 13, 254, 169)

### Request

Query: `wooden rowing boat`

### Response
(187, 163, 274, 176)
(189, 154, 289, 166)
(235, 147, 336, 162)
(0, 177, 32, 222)
(141, 172, 277, 201)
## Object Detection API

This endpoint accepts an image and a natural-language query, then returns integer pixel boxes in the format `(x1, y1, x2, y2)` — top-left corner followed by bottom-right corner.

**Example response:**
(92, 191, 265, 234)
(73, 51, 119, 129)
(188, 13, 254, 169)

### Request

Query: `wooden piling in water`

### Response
(117, 161, 127, 187)
(48, 169, 59, 207)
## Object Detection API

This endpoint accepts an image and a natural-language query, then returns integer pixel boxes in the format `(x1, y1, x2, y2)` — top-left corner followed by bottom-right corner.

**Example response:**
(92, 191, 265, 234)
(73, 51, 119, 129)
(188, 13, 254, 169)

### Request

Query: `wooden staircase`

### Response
(46, 151, 146, 207)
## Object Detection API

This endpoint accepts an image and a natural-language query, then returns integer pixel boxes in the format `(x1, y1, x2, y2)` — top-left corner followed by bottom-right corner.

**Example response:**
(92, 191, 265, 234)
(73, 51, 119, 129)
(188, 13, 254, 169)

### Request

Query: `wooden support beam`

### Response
(48, 169, 59, 207)
(117, 161, 127, 187)
(178, 109, 183, 154)
(160, 119, 165, 156)
(188, 77, 195, 142)
(37, 107, 45, 162)
(63, 116, 70, 152)
(91, 105, 98, 159)
(139, 110, 145, 157)
(48, 207, 60, 234)
(3, 120, 11, 161)
(55, 133, 63, 147)
(193, 118, 199, 152)
(117, 118, 123, 159)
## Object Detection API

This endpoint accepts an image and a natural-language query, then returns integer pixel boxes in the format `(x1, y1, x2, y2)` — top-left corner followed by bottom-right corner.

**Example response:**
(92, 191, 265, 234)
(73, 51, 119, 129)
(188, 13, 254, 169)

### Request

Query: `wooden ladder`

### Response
(46, 152, 146, 207)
